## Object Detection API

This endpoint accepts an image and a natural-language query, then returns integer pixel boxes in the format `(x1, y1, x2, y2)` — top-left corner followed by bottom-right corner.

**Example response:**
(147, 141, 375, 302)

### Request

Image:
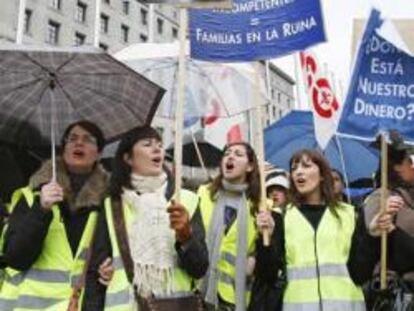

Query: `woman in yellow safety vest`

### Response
(254, 149, 398, 311)
(83, 125, 209, 311)
(198, 142, 261, 311)
(0, 120, 109, 311)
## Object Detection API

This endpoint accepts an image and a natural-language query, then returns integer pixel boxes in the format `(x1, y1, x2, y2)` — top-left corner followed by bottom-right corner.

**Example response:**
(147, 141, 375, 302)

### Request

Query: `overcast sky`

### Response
(272, 0, 414, 107)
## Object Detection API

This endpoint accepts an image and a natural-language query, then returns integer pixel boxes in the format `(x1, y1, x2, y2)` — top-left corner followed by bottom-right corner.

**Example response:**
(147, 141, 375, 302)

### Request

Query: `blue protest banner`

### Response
(338, 9, 414, 142)
(189, 0, 326, 62)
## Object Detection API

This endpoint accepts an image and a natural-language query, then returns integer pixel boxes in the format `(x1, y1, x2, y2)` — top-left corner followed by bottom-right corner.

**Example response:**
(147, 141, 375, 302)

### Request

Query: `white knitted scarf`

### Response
(122, 172, 177, 298)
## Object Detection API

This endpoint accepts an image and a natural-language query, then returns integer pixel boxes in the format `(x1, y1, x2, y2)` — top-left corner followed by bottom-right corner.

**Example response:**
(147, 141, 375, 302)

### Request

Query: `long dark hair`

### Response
(209, 142, 261, 213)
(109, 126, 161, 199)
(289, 149, 338, 208)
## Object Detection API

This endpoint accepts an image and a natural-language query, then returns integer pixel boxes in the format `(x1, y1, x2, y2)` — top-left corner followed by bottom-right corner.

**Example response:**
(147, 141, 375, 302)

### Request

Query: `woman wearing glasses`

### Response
(0, 120, 109, 311)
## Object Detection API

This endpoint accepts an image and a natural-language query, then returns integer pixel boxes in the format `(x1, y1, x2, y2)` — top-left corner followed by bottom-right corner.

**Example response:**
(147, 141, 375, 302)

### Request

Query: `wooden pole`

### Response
(254, 62, 270, 246)
(380, 133, 388, 289)
(173, 8, 187, 203)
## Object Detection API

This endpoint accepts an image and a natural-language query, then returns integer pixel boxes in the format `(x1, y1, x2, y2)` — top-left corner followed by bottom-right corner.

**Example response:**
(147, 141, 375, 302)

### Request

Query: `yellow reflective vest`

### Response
(197, 185, 258, 306)
(104, 189, 200, 311)
(283, 203, 366, 311)
(0, 187, 98, 311)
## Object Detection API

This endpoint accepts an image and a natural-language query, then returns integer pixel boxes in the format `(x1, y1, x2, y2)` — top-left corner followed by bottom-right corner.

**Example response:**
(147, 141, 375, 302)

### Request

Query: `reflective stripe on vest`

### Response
(283, 204, 365, 311)
(0, 186, 98, 311)
(104, 189, 199, 310)
(0, 188, 39, 311)
(283, 300, 366, 311)
(287, 263, 350, 280)
(197, 185, 257, 306)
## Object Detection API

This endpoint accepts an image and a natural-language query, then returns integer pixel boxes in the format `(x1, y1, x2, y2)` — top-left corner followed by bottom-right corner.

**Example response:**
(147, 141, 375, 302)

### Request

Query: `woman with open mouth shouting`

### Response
(198, 142, 262, 311)
(0, 120, 109, 311)
(254, 149, 398, 311)
(83, 126, 209, 311)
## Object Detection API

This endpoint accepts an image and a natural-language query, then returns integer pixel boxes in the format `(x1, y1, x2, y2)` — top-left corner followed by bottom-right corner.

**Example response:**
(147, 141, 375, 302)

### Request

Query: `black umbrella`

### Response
(166, 131, 222, 168)
(0, 44, 165, 179)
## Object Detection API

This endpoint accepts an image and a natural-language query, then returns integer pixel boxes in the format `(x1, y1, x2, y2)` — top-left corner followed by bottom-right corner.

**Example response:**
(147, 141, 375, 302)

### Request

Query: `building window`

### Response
(172, 27, 178, 39)
(140, 9, 147, 26)
(49, 0, 61, 10)
(24, 9, 32, 34)
(99, 43, 108, 51)
(74, 32, 85, 46)
(75, 1, 87, 23)
(139, 34, 148, 42)
(277, 92, 281, 103)
(46, 20, 60, 45)
(122, 0, 129, 14)
(103, 0, 110, 4)
(157, 18, 163, 35)
(121, 24, 129, 43)
(100, 14, 109, 33)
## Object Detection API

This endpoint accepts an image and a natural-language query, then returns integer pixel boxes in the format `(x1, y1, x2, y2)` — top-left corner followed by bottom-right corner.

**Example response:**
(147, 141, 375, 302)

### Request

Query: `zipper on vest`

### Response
(314, 231, 323, 311)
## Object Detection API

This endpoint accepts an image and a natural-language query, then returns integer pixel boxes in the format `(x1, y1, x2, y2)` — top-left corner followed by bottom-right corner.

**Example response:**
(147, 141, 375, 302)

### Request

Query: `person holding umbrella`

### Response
(254, 149, 398, 311)
(0, 120, 109, 310)
(84, 125, 208, 311)
(198, 142, 263, 311)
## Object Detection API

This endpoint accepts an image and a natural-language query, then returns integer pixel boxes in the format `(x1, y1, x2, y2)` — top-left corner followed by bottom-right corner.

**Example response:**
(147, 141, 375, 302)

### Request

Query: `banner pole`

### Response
(254, 62, 270, 246)
(173, 7, 187, 203)
(380, 133, 388, 289)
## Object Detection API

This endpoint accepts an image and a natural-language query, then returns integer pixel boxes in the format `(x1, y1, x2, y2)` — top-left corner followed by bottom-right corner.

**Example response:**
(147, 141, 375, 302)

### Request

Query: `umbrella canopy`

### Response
(165, 131, 222, 168)
(264, 110, 379, 182)
(0, 44, 165, 148)
(114, 42, 268, 122)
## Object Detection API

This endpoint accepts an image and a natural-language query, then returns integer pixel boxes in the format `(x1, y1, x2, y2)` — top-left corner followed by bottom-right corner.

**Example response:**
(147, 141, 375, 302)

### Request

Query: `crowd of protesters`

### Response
(0, 120, 412, 311)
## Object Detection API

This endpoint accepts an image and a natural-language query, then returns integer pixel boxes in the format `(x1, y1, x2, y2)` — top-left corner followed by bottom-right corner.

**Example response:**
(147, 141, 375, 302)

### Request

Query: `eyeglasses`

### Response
(65, 134, 97, 146)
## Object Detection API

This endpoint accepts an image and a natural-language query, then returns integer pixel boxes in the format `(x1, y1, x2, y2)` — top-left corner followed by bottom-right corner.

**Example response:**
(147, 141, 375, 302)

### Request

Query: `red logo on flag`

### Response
(301, 52, 339, 119)
(311, 78, 339, 118)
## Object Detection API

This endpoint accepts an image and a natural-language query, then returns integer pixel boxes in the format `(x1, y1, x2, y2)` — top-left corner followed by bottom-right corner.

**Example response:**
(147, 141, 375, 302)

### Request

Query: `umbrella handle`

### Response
(190, 130, 210, 179)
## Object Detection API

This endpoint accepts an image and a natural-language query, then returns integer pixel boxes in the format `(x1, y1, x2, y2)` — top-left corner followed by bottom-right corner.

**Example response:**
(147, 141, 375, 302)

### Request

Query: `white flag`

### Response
(300, 50, 341, 149)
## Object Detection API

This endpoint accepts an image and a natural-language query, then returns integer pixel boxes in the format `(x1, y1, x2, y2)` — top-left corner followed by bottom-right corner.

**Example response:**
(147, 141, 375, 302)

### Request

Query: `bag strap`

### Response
(67, 212, 99, 311)
(111, 198, 135, 284)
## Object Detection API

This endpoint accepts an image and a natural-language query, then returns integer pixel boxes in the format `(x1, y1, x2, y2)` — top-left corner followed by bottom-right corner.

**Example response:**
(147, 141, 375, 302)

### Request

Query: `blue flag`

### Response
(338, 9, 414, 142)
(189, 0, 326, 62)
